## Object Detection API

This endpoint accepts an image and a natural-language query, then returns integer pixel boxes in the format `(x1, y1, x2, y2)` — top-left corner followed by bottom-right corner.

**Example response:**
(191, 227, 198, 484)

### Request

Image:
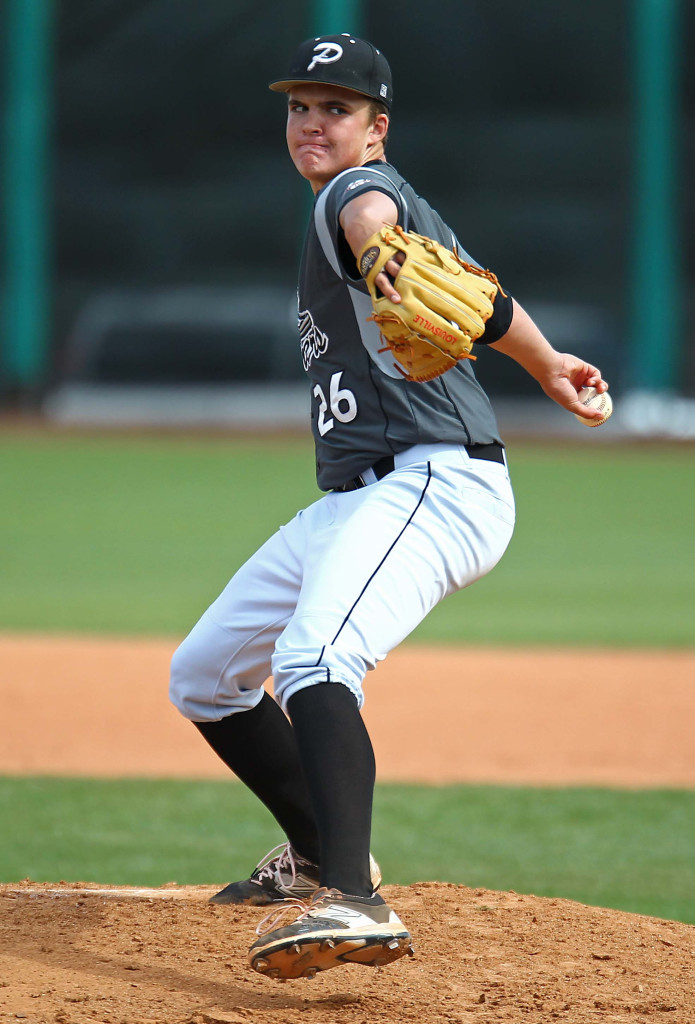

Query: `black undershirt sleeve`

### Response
(475, 288, 514, 344)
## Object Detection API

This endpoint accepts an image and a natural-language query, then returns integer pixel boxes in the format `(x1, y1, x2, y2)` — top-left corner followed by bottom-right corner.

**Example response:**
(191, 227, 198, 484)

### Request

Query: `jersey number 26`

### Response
(313, 371, 358, 436)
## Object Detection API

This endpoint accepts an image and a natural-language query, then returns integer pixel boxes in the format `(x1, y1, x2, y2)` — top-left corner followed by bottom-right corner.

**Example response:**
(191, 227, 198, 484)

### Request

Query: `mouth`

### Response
(296, 142, 329, 155)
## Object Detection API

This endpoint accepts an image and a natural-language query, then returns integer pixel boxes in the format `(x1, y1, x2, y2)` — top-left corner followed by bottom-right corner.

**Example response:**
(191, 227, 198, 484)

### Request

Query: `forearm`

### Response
(340, 191, 402, 302)
(340, 191, 399, 258)
(489, 300, 562, 379)
(490, 299, 608, 419)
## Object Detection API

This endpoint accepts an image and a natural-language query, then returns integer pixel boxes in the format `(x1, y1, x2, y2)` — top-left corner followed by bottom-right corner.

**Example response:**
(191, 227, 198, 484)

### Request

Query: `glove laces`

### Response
(379, 224, 507, 297)
(453, 253, 508, 297)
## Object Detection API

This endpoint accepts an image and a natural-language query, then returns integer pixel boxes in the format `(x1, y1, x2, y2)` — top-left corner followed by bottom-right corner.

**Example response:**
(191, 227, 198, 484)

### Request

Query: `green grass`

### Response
(1, 432, 693, 645)
(1, 777, 692, 924)
(0, 433, 321, 635)
(412, 442, 695, 647)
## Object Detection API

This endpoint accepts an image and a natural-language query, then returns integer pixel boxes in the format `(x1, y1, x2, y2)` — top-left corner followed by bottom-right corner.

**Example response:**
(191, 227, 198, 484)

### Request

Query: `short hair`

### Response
(368, 100, 389, 121)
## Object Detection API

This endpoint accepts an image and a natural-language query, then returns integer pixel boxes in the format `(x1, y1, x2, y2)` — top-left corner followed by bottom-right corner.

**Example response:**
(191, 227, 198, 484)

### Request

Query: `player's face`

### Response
(286, 84, 388, 193)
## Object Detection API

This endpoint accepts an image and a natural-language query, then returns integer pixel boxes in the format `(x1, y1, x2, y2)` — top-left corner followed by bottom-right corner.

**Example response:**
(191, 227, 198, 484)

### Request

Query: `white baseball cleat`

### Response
(248, 887, 414, 980)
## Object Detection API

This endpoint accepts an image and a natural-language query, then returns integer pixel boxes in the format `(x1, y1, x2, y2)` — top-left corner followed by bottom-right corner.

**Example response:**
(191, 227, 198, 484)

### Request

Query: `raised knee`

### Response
(169, 631, 266, 722)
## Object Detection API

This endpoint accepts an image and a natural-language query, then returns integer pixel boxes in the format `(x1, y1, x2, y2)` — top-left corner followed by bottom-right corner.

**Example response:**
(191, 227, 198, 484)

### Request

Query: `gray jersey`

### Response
(298, 161, 508, 491)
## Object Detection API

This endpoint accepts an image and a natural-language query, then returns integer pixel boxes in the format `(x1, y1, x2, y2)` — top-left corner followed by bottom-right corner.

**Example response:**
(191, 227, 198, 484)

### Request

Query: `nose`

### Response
(302, 109, 322, 135)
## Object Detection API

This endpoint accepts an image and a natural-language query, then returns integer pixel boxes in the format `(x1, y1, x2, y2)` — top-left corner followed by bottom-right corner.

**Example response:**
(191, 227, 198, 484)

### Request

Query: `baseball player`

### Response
(170, 34, 608, 981)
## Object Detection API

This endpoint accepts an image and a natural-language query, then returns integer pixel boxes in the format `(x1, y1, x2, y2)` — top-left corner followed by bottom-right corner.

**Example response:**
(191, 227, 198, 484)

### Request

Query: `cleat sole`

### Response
(249, 930, 412, 980)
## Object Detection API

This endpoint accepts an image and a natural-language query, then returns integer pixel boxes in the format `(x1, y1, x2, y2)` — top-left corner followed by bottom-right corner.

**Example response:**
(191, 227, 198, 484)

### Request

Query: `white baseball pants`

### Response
(170, 442, 515, 721)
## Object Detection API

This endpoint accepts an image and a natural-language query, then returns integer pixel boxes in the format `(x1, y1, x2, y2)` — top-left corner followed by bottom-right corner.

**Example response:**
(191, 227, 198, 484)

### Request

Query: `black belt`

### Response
(334, 443, 505, 492)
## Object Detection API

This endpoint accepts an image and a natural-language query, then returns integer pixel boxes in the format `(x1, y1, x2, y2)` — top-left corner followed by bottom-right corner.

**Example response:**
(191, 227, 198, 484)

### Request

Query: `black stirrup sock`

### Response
(194, 692, 320, 864)
(287, 682, 375, 898)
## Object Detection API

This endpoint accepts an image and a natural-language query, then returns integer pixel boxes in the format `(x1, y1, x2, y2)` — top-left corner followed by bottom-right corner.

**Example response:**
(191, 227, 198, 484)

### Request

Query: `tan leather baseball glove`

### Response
(359, 225, 505, 383)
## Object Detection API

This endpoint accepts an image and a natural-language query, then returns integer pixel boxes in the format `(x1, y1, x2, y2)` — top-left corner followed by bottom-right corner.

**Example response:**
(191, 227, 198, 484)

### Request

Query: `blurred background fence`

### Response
(1, 0, 694, 433)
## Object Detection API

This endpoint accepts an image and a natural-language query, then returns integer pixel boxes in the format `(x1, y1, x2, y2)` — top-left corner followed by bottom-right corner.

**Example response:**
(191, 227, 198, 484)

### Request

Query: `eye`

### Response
(289, 101, 307, 113)
(329, 105, 348, 115)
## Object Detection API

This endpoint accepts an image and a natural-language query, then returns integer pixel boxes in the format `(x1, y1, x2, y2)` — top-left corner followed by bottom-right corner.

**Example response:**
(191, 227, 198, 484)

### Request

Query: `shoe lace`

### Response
(251, 841, 300, 889)
(255, 886, 339, 937)
(252, 843, 317, 892)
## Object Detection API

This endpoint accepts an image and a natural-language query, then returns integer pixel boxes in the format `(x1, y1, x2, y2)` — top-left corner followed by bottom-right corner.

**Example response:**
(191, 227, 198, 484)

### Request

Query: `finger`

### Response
(386, 255, 404, 274)
(375, 270, 401, 303)
(574, 403, 605, 420)
(549, 379, 604, 418)
(567, 389, 606, 419)
(580, 366, 608, 391)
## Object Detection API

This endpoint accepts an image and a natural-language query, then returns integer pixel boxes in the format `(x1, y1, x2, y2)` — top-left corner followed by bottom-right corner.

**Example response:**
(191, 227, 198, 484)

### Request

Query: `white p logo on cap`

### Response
(307, 42, 344, 71)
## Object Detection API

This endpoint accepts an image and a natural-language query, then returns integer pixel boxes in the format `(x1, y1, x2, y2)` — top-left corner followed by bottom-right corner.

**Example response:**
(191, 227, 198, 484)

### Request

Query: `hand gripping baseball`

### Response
(359, 225, 505, 383)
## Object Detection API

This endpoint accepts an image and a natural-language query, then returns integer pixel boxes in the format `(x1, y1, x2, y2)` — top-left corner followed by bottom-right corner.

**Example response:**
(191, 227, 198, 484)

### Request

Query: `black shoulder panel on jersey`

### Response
(327, 165, 406, 221)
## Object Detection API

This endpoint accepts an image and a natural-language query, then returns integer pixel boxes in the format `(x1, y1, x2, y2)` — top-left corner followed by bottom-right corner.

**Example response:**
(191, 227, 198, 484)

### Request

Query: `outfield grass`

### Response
(416, 441, 695, 647)
(1, 432, 693, 645)
(1, 434, 320, 636)
(1, 776, 693, 925)
(2, 434, 692, 928)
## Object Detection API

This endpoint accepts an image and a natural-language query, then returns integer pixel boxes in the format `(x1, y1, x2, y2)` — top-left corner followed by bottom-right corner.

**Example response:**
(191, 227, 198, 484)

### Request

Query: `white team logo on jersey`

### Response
(307, 42, 343, 71)
(298, 308, 329, 370)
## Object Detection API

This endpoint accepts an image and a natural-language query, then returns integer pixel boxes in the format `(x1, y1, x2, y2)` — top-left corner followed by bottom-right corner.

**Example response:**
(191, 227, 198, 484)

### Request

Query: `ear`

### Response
(369, 113, 389, 144)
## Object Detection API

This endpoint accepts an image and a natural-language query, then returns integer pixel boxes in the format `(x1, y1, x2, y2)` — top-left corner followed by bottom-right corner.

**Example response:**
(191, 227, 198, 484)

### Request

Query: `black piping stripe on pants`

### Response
(313, 462, 433, 669)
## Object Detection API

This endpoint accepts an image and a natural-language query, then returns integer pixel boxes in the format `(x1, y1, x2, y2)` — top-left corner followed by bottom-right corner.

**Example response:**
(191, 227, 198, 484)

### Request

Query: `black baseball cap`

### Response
(269, 34, 393, 109)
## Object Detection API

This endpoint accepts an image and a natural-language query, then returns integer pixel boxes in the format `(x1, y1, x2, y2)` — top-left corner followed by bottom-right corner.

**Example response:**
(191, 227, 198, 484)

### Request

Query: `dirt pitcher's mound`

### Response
(1, 883, 693, 1024)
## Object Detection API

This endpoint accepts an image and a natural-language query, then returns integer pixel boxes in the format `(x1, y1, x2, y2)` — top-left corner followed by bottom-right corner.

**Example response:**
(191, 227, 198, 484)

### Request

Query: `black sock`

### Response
(287, 682, 375, 898)
(194, 692, 320, 864)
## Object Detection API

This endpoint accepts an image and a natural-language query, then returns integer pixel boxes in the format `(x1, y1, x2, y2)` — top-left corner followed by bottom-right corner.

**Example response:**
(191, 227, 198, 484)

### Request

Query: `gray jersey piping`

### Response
(313, 168, 357, 276)
(346, 284, 404, 380)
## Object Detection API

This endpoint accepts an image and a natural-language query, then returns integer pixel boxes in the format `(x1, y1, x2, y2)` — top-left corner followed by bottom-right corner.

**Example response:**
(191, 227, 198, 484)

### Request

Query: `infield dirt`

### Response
(1, 635, 694, 1022)
(1, 881, 694, 1024)
(2, 635, 695, 786)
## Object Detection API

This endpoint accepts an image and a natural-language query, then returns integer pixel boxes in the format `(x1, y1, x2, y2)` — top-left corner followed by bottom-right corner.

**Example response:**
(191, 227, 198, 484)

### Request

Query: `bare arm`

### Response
(490, 300, 608, 421)
(339, 190, 403, 302)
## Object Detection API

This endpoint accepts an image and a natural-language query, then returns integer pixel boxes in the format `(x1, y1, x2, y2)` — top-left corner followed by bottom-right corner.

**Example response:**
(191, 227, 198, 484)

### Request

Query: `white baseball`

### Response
(574, 386, 613, 427)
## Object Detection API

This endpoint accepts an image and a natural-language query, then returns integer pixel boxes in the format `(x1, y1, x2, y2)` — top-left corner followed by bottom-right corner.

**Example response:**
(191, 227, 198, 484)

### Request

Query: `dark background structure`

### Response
(1, 0, 694, 406)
